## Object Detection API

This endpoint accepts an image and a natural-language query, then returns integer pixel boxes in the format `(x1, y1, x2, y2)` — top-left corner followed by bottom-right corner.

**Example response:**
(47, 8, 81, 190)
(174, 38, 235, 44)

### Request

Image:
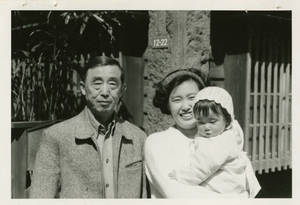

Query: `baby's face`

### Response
(196, 110, 227, 138)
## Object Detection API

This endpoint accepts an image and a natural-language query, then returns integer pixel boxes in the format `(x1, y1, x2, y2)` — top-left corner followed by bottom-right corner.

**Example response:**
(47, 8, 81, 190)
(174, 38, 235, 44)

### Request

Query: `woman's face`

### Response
(168, 79, 200, 132)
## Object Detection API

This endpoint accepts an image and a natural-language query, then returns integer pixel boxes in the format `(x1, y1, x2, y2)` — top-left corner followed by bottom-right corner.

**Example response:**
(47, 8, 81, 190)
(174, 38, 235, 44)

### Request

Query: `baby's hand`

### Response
(168, 170, 177, 180)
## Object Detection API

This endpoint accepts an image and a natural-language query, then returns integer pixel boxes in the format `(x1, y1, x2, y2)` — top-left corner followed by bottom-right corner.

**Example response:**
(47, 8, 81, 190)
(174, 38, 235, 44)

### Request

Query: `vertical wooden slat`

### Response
(288, 44, 292, 169)
(26, 61, 29, 120)
(29, 62, 34, 120)
(284, 41, 291, 169)
(32, 62, 36, 120)
(278, 38, 285, 171)
(281, 42, 287, 170)
(244, 34, 252, 154)
(265, 35, 272, 173)
(289, 43, 292, 168)
(285, 62, 291, 168)
(21, 61, 26, 119)
(282, 42, 287, 170)
(252, 35, 259, 168)
(258, 35, 266, 174)
(271, 37, 279, 172)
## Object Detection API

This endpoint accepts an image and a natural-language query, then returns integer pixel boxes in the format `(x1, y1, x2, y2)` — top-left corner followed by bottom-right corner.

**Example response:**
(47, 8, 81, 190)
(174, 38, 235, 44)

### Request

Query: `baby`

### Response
(168, 87, 261, 198)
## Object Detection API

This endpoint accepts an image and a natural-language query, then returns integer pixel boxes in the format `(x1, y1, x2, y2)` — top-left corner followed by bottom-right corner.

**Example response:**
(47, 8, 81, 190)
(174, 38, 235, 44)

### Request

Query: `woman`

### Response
(145, 68, 260, 198)
(144, 68, 222, 198)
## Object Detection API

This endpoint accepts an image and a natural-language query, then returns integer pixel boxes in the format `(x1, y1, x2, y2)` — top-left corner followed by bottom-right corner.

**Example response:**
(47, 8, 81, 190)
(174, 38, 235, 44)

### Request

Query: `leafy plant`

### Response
(12, 11, 128, 121)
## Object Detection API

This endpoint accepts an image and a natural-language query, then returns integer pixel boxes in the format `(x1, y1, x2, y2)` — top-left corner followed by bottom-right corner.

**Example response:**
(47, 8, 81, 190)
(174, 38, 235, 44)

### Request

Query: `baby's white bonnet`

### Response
(193, 86, 234, 119)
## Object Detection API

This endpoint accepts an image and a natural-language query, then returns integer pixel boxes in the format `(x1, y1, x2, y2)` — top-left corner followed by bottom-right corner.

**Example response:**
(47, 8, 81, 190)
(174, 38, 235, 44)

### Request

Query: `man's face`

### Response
(81, 65, 123, 123)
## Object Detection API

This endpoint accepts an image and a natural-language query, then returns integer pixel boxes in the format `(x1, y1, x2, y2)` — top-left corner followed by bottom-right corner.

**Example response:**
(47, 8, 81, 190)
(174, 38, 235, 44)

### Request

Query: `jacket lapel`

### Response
(74, 108, 98, 148)
(112, 120, 133, 197)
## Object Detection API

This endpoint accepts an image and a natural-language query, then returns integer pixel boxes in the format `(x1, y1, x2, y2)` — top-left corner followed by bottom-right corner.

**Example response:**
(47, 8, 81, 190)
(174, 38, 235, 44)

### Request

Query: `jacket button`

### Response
(105, 184, 109, 188)
(106, 158, 109, 163)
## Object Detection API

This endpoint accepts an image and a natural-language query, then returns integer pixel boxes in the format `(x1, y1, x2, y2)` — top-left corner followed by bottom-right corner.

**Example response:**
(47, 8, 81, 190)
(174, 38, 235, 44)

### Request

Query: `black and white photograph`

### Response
(1, 0, 297, 203)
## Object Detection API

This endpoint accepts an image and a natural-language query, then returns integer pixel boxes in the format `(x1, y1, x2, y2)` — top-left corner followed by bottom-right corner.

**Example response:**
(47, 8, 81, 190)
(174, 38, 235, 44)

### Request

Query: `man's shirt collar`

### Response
(85, 107, 116, 137)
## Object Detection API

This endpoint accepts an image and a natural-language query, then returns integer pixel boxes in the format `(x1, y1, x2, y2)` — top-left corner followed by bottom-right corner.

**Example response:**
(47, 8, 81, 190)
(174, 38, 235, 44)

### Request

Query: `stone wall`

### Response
(143, 11, 211, 134)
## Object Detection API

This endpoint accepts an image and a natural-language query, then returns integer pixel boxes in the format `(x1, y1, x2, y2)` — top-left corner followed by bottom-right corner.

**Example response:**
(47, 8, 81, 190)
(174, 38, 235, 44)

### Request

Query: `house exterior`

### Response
(11, 10, 292, 198)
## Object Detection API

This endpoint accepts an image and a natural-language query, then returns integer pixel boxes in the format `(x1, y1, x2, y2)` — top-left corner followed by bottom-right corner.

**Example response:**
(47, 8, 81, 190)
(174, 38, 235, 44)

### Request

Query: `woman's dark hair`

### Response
(193, 99, 232, 127)
(153, 68, 208, 115)
(79, 55, 125, 84)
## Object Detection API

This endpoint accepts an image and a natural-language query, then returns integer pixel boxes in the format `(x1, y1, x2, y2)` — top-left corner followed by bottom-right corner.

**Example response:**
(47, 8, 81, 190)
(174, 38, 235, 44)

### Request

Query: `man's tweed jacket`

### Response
(30, 107, 148, 198)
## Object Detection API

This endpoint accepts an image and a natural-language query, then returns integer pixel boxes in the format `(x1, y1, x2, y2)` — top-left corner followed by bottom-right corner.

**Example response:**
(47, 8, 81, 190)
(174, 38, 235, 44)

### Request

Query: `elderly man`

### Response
(30, 56, 148, 198)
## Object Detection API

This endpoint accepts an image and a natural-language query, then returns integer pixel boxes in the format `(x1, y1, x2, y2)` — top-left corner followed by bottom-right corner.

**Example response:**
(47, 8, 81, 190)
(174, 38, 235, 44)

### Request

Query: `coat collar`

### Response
(74, 106, 133, 140)
(74, 107, 97, 140)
